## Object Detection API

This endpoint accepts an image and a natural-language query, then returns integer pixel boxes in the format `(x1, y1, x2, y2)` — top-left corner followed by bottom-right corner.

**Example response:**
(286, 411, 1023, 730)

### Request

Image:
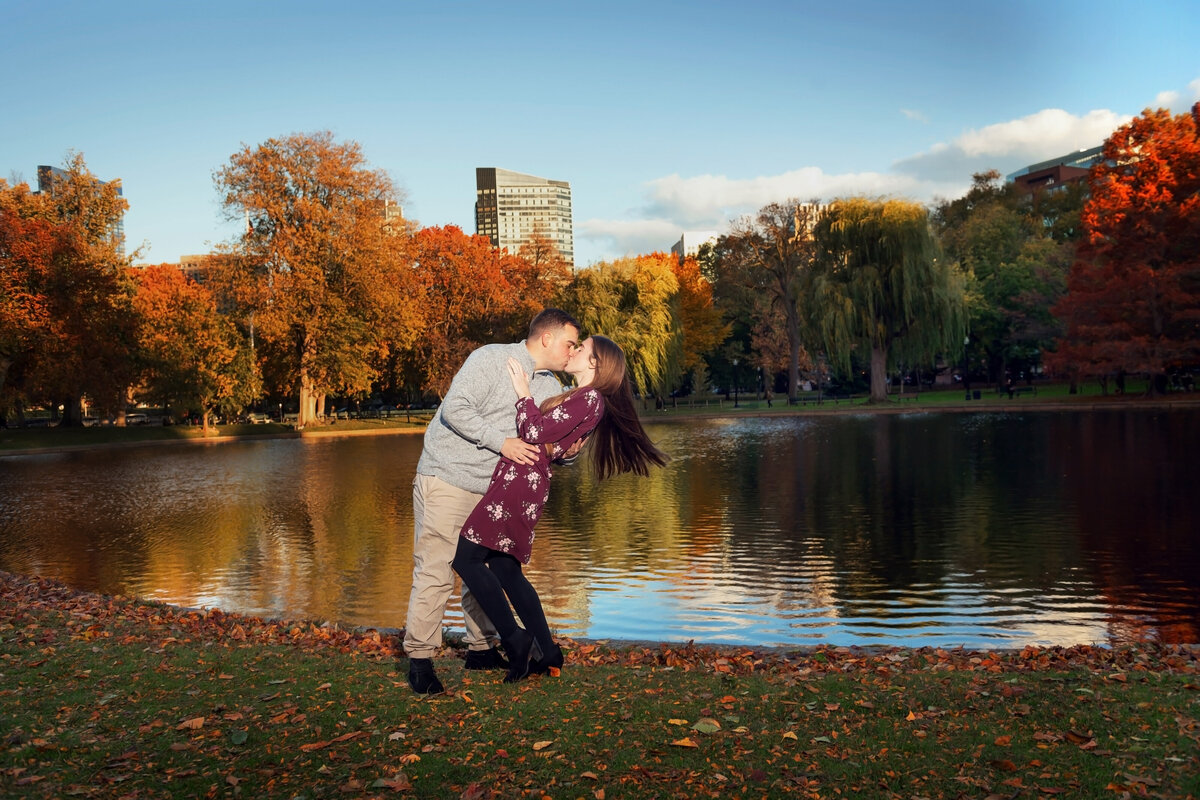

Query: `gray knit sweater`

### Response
(415, 340, 566, 495)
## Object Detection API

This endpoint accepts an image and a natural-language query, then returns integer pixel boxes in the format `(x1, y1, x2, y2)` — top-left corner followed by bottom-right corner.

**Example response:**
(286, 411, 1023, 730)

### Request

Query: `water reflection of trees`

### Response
(3, 413, 1197, 646)
(1054, 411, 1200, 643)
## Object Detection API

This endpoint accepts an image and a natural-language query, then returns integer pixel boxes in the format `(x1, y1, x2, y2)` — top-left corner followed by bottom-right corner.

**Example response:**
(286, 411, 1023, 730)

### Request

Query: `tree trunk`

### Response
(869, 345, 888, 403)
(298, 331, 317, 428)
(202, 409, 211, 435)
(60, 394, 84, 427)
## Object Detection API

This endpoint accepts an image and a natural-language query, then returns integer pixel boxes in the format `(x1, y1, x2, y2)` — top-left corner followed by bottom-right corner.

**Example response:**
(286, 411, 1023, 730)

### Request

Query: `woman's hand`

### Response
(507, 357, 532, 398)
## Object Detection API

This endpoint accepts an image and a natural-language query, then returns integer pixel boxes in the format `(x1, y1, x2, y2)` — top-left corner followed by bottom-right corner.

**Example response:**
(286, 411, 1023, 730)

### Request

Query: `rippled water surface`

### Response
(2, 410, 1197, 648)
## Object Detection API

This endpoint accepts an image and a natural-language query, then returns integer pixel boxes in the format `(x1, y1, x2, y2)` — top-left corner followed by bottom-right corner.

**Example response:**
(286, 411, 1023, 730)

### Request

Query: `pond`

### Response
(1, 409, 1197, 649)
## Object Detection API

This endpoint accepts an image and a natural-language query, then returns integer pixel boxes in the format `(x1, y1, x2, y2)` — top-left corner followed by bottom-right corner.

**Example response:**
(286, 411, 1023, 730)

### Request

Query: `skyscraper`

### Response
(475, 168, 574, 267)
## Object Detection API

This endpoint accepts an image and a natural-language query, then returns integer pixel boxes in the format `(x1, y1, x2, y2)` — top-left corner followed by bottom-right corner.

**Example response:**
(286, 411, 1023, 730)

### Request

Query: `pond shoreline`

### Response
(4, 394, 1199, 458)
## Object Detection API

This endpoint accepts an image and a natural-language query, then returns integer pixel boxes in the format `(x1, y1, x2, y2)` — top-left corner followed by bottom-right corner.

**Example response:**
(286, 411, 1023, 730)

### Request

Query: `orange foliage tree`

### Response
(214, 132, 423, 425)
(0, 156, 137, 424)
(1050, 105, 1200, 394)
(0, 210, 61, 416)
(406, 225, 551, 397)
(670, 254, 729, 393)
(132, 264, 260, 432)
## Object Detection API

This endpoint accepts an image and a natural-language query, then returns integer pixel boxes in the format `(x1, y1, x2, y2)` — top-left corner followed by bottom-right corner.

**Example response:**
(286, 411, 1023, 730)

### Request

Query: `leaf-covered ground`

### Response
(2, 571, 1197, 799)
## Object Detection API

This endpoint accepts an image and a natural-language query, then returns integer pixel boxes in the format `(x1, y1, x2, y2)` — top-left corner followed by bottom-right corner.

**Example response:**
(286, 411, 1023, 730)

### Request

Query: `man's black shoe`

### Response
(406, 658, 444, 694)
(464, 646, 510, 671)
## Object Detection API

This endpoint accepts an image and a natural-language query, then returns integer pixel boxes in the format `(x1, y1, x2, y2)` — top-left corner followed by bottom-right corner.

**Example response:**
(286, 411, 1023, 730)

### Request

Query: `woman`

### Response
(452, 335, 668, 682)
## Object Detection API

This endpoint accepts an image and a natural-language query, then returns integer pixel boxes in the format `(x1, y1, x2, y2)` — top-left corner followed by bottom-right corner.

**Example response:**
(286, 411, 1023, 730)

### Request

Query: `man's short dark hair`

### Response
(529, 308, 580, 339)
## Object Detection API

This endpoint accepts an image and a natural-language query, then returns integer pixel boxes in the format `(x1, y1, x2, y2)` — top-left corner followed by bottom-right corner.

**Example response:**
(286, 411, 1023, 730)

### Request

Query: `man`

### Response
(404, 308, 581, 693)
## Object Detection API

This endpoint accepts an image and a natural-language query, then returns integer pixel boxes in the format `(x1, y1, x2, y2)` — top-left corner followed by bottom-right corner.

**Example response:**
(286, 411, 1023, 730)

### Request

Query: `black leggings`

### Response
(452, 537, 553, 653)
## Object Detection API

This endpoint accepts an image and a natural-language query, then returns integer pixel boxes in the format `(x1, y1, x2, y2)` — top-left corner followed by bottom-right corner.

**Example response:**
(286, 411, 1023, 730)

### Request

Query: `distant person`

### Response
(403, 309, 581, 694)
(453, 335, 669, 682)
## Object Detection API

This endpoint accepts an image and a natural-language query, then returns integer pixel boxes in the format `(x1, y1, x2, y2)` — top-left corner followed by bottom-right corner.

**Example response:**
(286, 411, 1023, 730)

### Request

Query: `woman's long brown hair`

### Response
(541, 335, 668, 480)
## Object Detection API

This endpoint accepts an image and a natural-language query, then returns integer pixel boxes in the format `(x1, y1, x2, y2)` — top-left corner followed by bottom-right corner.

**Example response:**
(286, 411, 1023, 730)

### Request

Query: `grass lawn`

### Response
(2, 572, 1197, 799)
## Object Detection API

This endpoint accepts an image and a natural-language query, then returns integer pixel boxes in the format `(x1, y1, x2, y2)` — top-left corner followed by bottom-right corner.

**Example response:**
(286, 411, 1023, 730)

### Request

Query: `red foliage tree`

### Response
(1049, 105, 1200, 393)
(408, 226, 546, 397)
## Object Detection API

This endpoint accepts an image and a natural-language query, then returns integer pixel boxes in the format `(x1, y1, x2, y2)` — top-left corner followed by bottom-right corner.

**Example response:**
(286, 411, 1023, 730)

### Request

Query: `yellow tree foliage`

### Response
(559, 254, 682, 400)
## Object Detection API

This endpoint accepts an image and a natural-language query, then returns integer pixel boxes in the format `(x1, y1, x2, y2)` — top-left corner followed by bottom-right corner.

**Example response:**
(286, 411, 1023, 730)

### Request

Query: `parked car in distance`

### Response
(125, 413, 148, 425)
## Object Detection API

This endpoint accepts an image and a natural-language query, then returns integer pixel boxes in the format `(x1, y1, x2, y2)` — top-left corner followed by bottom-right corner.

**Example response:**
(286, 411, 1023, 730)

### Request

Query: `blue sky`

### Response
(4, 0, 1198, 267)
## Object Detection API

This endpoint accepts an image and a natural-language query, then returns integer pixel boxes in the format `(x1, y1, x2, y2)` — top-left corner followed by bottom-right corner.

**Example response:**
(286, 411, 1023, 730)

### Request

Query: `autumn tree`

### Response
(403, 225, 548, 397)
(518, 231, 574, 288)
(812, 197, 968, 403)
(669, 254, 729, 396)
(707, 201, 819, 403)
(0, 210, 65, 416)
(1049, 105, 1200, 394)
(213, 132, 423, 425)
(132, 264, 260, 432)
(557, 253, 682, 402)
(0, 155, 136, 424)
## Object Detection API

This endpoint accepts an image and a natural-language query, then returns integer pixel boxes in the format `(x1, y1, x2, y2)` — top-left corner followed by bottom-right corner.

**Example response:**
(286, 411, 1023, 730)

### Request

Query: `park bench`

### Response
(1006, 385, 1037, 398)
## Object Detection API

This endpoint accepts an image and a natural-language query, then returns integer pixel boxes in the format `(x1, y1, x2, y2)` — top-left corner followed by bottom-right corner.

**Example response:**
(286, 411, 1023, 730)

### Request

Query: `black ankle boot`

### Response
(502, 629, 543, 683)
(464, 646, 509, 671)
(529, 642, 564, 676)
(406, 658, 444, 694)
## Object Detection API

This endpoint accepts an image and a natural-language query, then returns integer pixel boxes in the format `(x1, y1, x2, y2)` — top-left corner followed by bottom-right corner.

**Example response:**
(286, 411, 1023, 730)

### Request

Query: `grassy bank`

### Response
(1, 573, 1197, 799)
(6, 384, 1200, 454)
(0, 416, 431, 454)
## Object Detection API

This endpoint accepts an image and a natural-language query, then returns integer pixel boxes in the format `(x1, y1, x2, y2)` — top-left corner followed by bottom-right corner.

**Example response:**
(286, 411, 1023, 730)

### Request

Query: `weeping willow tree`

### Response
(811, 198, 967, 402)
(556, 253, 682, 402)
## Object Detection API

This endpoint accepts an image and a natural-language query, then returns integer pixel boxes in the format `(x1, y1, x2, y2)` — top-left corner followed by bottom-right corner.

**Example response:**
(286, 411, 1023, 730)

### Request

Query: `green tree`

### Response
(213, 132, 422, 426)
(812, 197, 968, 402)
(934, 170, 1079, 385)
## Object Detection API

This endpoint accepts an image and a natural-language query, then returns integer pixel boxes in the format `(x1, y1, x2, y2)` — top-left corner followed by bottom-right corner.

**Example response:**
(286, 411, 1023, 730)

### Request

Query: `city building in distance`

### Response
(671, 230, 719, 260)
(1007, 145, 1104, 195)
(475, 167, 573, 267)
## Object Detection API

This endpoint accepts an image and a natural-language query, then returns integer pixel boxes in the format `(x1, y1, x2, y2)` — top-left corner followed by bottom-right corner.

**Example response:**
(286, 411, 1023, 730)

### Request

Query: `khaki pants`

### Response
(403, 474, 498, 658)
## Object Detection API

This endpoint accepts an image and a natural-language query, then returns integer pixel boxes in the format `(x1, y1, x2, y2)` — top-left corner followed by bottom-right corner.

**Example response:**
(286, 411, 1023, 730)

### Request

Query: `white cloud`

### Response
(577, 218, 684, 261)
(581, 78, 1200, 262)
(1156, 90, 1180, 107)
(893, 107, 1129, 182)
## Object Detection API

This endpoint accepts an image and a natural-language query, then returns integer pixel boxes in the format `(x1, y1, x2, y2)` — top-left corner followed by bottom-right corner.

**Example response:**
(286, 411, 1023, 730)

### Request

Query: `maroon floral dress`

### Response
(460, 388, 604, 564)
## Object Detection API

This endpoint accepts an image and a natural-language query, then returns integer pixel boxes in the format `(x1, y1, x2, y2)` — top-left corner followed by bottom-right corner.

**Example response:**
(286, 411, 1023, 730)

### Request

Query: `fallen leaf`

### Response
(532, 740, 553, 751)
(670, 737, 699, 748)
(581, 771, 599, 780)
(175, 717, 204, 730)
(691, 718, 721, 733)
